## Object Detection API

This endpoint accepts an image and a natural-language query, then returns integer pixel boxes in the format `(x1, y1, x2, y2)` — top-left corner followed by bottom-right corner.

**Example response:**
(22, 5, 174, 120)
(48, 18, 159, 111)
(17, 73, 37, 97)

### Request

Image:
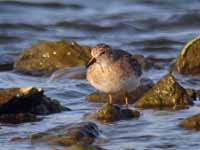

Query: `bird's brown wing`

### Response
(112, 49, 142, 77)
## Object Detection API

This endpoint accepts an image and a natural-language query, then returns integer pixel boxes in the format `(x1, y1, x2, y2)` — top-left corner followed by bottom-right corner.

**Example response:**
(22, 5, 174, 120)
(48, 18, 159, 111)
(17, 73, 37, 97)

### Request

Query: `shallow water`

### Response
(0, 0, 200, 149)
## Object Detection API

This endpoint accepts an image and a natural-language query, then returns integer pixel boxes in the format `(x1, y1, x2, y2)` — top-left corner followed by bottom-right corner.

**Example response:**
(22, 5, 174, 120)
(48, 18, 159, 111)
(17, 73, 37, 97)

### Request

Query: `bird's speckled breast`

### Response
(86, 58, 140, 94)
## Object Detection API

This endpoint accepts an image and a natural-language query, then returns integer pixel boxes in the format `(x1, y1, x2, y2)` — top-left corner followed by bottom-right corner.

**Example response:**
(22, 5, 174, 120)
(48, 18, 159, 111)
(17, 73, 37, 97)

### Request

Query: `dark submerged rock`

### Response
(0, 63, 14, 71)
(0, 87, 69, 123)
(89, 103, 140, 123)
(134, 73, 193, 110)
(179, 113, 200, 130)
(173, 36, 200, 75)
(186, 88, 197, 100)
(0, 87, 69, 115)
(0, 113, 39, 124)
(15, 40, 91, 76)
(86, 78, 154, 104)
(27, 122, 101, 148)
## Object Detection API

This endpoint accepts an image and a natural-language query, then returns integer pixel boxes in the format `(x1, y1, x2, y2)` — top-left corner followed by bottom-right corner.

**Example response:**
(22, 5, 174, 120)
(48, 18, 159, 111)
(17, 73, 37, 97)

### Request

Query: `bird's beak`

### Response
(86, 57, 96, 68)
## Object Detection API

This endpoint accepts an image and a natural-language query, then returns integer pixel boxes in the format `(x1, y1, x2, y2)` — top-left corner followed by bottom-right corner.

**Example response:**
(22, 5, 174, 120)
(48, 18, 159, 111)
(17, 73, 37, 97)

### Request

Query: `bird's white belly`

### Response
(88, 70, 140, 94)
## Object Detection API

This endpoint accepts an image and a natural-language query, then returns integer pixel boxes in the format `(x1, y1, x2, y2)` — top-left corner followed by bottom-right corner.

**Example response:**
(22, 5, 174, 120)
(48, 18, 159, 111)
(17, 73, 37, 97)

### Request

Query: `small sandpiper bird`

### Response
(86, 43, 142, 106)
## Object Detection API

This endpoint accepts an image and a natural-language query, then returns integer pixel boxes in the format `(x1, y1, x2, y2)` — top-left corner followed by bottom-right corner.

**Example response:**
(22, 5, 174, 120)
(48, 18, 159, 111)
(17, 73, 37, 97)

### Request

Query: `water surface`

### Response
(0, 0, 200, 149)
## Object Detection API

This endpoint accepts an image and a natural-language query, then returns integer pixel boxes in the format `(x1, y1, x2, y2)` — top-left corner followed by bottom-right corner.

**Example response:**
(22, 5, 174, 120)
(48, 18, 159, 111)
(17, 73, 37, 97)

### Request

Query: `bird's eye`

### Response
(101, 51, 105, 55)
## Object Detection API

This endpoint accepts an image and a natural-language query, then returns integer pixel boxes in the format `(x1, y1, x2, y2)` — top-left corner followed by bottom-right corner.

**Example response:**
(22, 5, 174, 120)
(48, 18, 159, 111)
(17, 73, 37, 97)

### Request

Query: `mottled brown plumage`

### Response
(86, 43, 142, 105)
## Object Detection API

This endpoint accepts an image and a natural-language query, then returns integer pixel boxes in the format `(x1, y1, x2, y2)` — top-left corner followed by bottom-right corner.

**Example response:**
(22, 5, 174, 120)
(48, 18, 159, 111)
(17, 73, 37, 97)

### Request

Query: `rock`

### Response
(89, 103, 140, 123)
(0, 63, 13, 71)
(86, 78, 154, 104)
(27, 122, 101, 148)
(186, 88, 197, 100)
(15, 40, 91, 76)
(179, 113, 200, 130)
(173, 36, 200, 75)
(0, 113, 40, 124)
(68, 143, 105, 150)
(134, 73, 193, 110)
(0, 87, 69, 123)
(0, 87, 69, 115)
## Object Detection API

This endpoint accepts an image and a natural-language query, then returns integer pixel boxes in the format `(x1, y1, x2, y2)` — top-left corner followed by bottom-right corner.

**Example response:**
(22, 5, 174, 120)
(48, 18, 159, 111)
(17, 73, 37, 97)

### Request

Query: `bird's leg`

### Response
(108, 94, 112, 104)
(124, 95, 129, 108)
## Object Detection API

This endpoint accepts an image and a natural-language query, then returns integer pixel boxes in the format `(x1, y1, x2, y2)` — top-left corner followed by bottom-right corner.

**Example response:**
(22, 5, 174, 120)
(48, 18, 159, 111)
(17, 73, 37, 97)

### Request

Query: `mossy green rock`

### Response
(93, 103, 140, 123)
(0, 87, 69, 115)
(179, 113, 200, 130)
(86, 78, 154, 104)
(173, 36, 200, 75)
(27, 122, 100, 147)
(134, 74, 193, 109)
(15, 40, 91, 76)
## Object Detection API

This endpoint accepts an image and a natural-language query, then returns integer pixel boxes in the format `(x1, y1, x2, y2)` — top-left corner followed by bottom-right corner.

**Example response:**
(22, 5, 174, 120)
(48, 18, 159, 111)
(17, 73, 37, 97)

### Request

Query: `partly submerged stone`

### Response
(173, 36, 200, 75)
(15, 40, 91, 76)
(186, 88, 197, 100)
(179, 113, 200, 130)
(86, 78, 154, 104)
(89, 103, 140, 123)
(134, 73, 193, 110)
(26, 122, 101, 148)
(0, 113, 40, 124)
(0, 87, 69, 123)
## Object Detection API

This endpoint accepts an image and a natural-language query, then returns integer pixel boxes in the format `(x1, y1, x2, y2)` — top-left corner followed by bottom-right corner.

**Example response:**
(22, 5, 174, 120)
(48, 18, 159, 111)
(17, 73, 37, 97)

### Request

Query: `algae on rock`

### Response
(15, 40, 91, 76)
(90, 103, 140, 123)
(134, 73, 193, 110)
(179, 113, 200, 130)
(26, 122, 101, 148)
(173, 36, 200, 75)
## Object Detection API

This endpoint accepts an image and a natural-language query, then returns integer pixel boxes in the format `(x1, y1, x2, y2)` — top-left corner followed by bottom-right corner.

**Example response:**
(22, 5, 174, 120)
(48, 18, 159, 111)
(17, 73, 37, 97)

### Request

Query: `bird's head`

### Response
(91, 43, 112, 58)
(86, 43, 112, 68)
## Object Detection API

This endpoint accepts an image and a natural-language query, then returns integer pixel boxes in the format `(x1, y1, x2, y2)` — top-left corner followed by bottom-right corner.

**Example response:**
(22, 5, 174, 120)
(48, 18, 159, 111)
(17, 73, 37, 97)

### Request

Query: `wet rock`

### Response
(0, 63, 14, 71)
(134, 73, 193, 110)
(186, 88, 197, 100)
(89, 103, 140, 123)
(173, 36, 200, 75)
(68, 143, 105, 150)
(179, 113, 200, 130)
(27, 122, 101, 148)
(15, 40, 91, 76)
(0, 87, 69, 114)
(0, 87, 69, 123)
(0, 113, 40, 124)
(86, 78, 154, 104)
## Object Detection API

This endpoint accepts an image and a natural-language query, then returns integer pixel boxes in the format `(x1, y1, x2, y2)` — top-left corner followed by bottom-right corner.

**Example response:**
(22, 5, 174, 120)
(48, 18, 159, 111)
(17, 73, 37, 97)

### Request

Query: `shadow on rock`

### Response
(0, 87, 70, 124)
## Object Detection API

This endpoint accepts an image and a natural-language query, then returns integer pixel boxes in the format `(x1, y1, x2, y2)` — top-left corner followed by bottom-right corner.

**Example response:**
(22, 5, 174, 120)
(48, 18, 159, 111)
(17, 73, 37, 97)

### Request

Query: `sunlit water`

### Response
(0, 0, 200, 149)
